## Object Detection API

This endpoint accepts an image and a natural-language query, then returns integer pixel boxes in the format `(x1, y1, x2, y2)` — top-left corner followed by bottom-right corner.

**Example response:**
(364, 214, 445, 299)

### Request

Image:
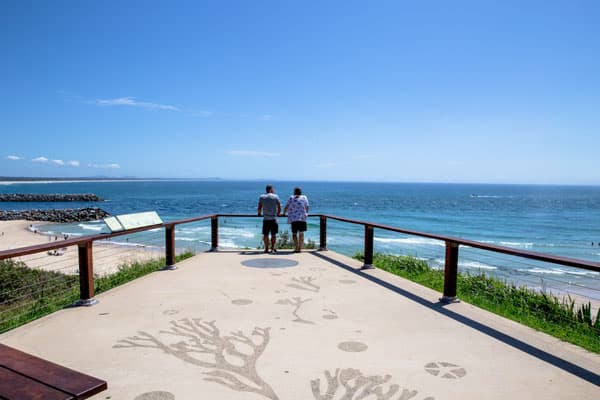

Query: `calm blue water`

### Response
(2, 180, 600, 297)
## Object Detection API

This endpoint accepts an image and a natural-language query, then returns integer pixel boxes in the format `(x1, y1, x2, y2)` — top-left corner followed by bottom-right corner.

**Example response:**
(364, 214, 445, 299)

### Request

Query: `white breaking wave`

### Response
(177, 226, 209, 233)
(78, 223, 103, 231)
(433, 258, 497, 271)
(374, 237, 444, 246)
(518, 267, 599, 277)
(220, 227, 256, 238)
(218, 239, 239, 249)
(460, 261, 498, 271)
(109, 241, 157, 248)
(177, 237, 197, 242)
(500, 241, 534, 248)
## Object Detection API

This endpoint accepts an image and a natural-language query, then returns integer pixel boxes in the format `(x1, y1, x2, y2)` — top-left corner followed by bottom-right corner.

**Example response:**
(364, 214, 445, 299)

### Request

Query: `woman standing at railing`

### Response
(284, 187, 309, 253)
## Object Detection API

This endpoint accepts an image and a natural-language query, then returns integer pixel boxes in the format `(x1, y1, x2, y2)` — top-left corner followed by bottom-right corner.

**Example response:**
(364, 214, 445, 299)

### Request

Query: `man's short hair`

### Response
(266, 185, 273, 193)
(294, 187, 302, 195)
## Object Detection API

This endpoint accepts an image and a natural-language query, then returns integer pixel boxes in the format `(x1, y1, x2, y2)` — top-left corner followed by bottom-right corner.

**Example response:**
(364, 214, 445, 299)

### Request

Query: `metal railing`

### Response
(1, 213, 600, 306)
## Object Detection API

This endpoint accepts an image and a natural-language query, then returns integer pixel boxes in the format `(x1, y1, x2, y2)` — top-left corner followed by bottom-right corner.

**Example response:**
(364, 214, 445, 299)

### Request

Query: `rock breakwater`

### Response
(0, 208, 110, 222)
(0, 193, 104, 202)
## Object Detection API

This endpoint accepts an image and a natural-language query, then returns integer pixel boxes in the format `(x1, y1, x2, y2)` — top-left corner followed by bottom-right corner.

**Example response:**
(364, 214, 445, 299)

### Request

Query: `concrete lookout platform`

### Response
(1, 250, 599, 399)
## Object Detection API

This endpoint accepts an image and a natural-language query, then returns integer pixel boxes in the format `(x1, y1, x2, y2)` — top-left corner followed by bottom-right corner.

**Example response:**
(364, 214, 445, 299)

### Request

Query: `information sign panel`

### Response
(104, 216, 124, 232)
(115, 211, 163, 230)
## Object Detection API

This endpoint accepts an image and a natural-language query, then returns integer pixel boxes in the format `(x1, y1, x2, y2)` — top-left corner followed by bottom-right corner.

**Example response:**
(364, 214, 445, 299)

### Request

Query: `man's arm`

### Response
(258, 201, 262, 216)
(277, 200, 282, 216)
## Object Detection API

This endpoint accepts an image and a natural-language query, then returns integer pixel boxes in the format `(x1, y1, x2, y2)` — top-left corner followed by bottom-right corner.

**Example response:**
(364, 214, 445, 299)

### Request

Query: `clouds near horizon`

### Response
(93, 97, 180, 111)
(4, 155, 113, 170)
(89, 163, 121, 169)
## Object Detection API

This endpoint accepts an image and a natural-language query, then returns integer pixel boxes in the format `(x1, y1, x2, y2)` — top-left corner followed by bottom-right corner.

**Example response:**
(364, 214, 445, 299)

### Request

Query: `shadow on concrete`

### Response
(311, 251, 600, 386)
(238, 250, 297, 256)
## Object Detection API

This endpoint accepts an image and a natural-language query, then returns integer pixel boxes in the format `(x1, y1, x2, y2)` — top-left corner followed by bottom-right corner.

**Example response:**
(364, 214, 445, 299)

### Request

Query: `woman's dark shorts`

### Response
(262, 220, 279, 235)
(291, 221, 307, 233)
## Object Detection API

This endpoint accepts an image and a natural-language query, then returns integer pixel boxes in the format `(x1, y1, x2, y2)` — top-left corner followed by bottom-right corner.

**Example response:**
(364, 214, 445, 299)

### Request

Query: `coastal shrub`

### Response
(0, 259, 79, 333)
(0, 259, 78, 305)
(0, 251, 195, 334)
(354, 252, 600, 353)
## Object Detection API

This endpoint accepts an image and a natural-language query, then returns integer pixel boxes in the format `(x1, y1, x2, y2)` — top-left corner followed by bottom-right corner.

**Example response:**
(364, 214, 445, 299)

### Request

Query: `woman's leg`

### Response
(298, 232, 304, 252)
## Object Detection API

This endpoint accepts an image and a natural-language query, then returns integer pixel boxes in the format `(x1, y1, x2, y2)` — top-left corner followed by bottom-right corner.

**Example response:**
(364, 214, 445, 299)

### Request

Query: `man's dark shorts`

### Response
(262, 220, 279, 235)
(291, 221, 307, 233)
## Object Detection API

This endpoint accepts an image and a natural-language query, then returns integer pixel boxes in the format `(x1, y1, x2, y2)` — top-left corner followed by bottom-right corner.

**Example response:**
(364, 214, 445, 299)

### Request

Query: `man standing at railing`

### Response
(258, 184, 281, 253)
(284, 186, 309, 253)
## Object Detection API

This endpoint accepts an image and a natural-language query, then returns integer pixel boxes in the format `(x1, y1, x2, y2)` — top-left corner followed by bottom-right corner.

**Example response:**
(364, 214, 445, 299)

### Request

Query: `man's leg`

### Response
(270, 234, 277, 252)
(263, 235, 269, 252)
(292, 232, 298, 252)
(298, 232, 304, 252)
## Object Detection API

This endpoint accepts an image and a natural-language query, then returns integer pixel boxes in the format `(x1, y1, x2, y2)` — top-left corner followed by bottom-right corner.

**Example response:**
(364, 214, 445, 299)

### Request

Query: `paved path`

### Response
(1, 250, 599, 399)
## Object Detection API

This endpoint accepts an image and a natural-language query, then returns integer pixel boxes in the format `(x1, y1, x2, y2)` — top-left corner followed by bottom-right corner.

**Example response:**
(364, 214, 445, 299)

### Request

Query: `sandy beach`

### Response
(0, 220, 164, 276)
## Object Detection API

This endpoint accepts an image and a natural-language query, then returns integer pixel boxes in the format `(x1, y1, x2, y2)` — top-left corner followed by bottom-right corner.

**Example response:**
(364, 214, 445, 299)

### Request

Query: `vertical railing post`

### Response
(441, 241, 460, 303)
(76, 241, 97, 306)
(211, 216, 218, 251)
(361, 225, 375, 269)
(319, 216, 327, 251)
(165, 224, 177, 270)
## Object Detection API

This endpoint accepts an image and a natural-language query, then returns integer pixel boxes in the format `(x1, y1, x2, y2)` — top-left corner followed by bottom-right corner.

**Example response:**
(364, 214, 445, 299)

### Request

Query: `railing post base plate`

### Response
(162, 265, 178, 271)
(360, 264, 375, 270)
(318, 246, 328, 251)
(75, 298, 99, 307)
(209, 247, 218, 252)
(439, 296, 460, 304)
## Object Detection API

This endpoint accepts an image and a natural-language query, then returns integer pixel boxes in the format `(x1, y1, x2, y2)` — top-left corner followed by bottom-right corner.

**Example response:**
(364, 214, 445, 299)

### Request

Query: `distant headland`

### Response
(0, 177, 223, 184)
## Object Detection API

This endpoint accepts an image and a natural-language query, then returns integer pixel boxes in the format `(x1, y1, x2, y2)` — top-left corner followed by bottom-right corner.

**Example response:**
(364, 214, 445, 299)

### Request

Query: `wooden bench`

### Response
(0, 344, 107, 399)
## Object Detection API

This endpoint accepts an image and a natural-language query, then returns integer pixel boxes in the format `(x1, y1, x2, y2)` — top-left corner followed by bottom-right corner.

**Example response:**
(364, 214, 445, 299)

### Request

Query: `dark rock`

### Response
(0, 208, 110, 222)
(0, 193, 104, 202)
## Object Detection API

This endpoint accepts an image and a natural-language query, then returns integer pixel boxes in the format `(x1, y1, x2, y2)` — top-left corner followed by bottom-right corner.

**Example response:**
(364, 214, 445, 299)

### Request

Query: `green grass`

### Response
(95, 251, 194, 294)
(354, 253, 600, 353)
(0, 251, 194, 333)
(0, 259, 79, 333)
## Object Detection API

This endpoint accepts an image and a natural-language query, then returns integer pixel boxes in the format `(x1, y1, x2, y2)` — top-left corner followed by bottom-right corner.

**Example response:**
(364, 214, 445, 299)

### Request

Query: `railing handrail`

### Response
(0, 214, 216, 260)
(3, 212, 599, 273)
(2, 211, 600, 306)
(319, 213, 600, 273)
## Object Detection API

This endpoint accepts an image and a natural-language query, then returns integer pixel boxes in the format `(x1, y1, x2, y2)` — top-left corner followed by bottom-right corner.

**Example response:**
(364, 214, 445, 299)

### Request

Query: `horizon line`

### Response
(0, 176, 599, 187)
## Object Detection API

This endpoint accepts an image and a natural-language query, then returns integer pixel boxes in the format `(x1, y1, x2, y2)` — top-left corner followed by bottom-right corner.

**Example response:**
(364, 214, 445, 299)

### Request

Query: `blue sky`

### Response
(1, 1, 599, 184)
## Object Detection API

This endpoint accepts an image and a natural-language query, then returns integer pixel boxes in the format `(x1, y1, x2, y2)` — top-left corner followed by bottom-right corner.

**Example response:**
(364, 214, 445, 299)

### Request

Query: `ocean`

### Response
(2, 180, 600, 299)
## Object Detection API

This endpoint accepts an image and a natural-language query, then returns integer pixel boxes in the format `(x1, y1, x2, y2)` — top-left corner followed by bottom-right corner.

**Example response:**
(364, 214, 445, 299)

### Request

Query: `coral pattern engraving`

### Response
(231, 299, 253, 305)
(134, 391, 175, 400)
(311, 368, 434, 400)
(114, 318, 279, 399)
(337, 341, 368, 353)
(287, 276, 320, 292)
(322, 309, 338, 320)
(276, 297, 314, 324)
(424, 362, 466, 379)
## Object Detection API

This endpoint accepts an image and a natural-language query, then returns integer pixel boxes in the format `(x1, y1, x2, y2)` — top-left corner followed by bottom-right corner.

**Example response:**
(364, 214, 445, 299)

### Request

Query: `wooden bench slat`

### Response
(0, 344, 107, 399)
(0, 367, 73, 400)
